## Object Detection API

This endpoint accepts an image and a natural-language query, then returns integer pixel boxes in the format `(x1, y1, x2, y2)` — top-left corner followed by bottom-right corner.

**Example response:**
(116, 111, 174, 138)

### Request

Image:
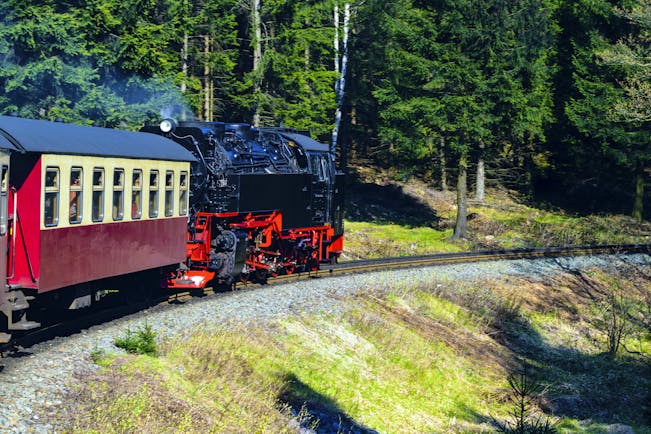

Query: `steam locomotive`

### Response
(0, 116, 344, 343)
(142, 119, 345, 287)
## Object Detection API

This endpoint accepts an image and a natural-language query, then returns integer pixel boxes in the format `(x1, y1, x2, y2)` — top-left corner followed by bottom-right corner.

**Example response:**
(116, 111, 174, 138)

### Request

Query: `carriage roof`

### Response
(0, 116, 195, 162)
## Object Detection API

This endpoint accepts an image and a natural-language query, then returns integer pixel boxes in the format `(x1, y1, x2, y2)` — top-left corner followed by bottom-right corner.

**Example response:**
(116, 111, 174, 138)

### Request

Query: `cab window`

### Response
(112, 169, 124, 221)
(92, 168, 104, 222)
(44, 167, 59, 227)
(149, 170, 159, 218)
(309, 154, 327, 182)
(69, 167, 83, 224)
(131, 169, 142, 219)
(164, 171, 174, 217)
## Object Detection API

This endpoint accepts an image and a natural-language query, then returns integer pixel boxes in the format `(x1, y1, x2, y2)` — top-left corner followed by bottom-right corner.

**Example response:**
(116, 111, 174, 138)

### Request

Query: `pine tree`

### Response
(564, 0, 650, 220)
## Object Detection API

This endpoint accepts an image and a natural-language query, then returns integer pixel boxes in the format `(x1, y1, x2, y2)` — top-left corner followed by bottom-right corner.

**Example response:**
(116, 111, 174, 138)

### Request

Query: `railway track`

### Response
(278, 243, 651, 281)
(3, 243, 650, 356)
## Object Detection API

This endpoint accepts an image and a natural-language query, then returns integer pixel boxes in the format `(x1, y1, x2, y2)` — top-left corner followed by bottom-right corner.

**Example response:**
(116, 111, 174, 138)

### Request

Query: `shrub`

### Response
(114, 324, 158, 356)
(493, 364, 557, 434)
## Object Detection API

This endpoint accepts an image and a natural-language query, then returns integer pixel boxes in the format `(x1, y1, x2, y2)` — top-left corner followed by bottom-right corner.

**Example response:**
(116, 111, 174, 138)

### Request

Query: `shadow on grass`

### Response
(278, 372, 379, 434)
(345, 180, 440, 227)
(483, 296, 651, 429)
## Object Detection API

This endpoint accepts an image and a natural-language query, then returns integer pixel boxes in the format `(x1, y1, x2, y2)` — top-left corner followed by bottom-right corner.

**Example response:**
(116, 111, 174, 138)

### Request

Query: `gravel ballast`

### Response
(0, 253, 649, 433)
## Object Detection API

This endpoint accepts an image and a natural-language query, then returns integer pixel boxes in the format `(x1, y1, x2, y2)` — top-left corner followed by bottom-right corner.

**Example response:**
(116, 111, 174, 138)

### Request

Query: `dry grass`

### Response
(54, 262, 651, 433)
(57, 334, 309, 434)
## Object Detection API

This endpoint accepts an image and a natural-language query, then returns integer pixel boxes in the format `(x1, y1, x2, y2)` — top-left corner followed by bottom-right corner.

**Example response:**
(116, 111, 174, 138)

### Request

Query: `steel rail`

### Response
(272, 243, 651, 282)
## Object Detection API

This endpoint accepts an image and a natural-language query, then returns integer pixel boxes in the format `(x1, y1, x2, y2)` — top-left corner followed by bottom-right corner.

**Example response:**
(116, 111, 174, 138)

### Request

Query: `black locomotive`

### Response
(142, 119, 345, 286)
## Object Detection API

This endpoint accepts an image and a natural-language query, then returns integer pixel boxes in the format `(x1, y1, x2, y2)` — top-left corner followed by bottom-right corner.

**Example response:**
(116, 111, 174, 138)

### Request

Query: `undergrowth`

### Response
(114, 324, 158, 356)
(56, 263, 650, 433)
(343, 169, 650, 259)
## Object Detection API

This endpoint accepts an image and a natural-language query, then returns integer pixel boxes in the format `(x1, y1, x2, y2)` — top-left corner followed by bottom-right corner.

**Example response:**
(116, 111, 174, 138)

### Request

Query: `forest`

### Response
(0, 0, 649, 220)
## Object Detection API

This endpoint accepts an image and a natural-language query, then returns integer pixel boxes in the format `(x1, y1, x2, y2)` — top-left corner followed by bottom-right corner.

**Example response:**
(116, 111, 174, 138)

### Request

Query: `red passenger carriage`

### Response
(0, 116, 195, 342)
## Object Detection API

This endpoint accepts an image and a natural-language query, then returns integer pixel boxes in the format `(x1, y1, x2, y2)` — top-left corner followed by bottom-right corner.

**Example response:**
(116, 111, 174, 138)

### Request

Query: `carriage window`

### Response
(149, 170, 159, 218)
(0, 165, 8, 235)
(44, 167, 59, 227)
(69, 167, 83, 224)
(112, 169, 124, 221)
(131, 169, 142, 219)
(92, 168, 104, 222)
(179, 171, 188, 216)
(164, 171, 174, 217)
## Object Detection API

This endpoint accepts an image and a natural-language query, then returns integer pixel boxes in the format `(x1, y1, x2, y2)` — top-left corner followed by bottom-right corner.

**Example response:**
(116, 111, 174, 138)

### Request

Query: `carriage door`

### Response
(0, 152, 9, 341)
(0, 152, 9, 287)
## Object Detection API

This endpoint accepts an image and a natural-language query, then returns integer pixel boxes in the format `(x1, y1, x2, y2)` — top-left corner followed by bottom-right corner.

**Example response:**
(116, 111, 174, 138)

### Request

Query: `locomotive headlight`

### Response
(160, 118, 177, 133)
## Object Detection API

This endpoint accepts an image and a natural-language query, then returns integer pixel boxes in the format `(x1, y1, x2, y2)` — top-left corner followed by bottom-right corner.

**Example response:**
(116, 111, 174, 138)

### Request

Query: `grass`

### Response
(343, 205, 651, 259)
(53, 262, 650, 433)
(473, 206, 650, 248)
(344, 221, 467, 259)
(342, 167, 651, 259)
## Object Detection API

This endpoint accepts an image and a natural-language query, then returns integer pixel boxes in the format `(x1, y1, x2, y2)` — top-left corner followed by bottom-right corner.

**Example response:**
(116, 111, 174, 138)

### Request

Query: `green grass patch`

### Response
(344, 220, 467, 259)
(468, 205, 649, 248)
(59, 265, 651, 433)
(343, 184, 650, 259)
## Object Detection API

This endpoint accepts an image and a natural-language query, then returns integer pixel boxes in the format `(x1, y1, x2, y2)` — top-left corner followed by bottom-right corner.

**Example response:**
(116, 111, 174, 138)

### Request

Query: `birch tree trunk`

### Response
(475, 158, 485, 200)
(252, 0, 262, 127)
(334, 4, 339, 76)
(452, 152, 468, 240)
(203, 35, 211, 121)
(331, 3, 350, 155)
(181, 33, 188, 93)
(475, 139, 485, 201)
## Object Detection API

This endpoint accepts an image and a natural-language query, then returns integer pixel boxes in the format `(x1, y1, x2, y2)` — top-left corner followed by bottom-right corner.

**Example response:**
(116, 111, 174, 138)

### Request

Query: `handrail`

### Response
(17, 209, 37, 283)
(6, 187, 16, 280)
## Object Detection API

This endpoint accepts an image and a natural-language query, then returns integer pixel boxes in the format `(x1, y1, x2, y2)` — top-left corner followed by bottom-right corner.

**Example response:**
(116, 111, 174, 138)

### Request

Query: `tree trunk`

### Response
(331, 3, 350, 156)
(203, 35, 211, 121)
(181, 33, 188, 93)
(632, 171, 644, 221)
(475, 158, 485, 200)
(252, 0, 262, 127)
(334, 4, 339, 75)
(475, 139, 485, 201)
(439, 136, 448, 191)
(452, 153, 468, 240)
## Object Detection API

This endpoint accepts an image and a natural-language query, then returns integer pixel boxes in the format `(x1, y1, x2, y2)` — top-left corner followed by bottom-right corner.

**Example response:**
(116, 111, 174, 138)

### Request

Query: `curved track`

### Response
(276, 243, 651, 281)
(3, 243, 650, 355)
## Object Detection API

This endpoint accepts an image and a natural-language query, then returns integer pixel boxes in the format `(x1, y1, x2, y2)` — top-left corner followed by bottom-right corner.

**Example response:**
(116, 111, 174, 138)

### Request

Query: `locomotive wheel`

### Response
(216, 231, 237, 251)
